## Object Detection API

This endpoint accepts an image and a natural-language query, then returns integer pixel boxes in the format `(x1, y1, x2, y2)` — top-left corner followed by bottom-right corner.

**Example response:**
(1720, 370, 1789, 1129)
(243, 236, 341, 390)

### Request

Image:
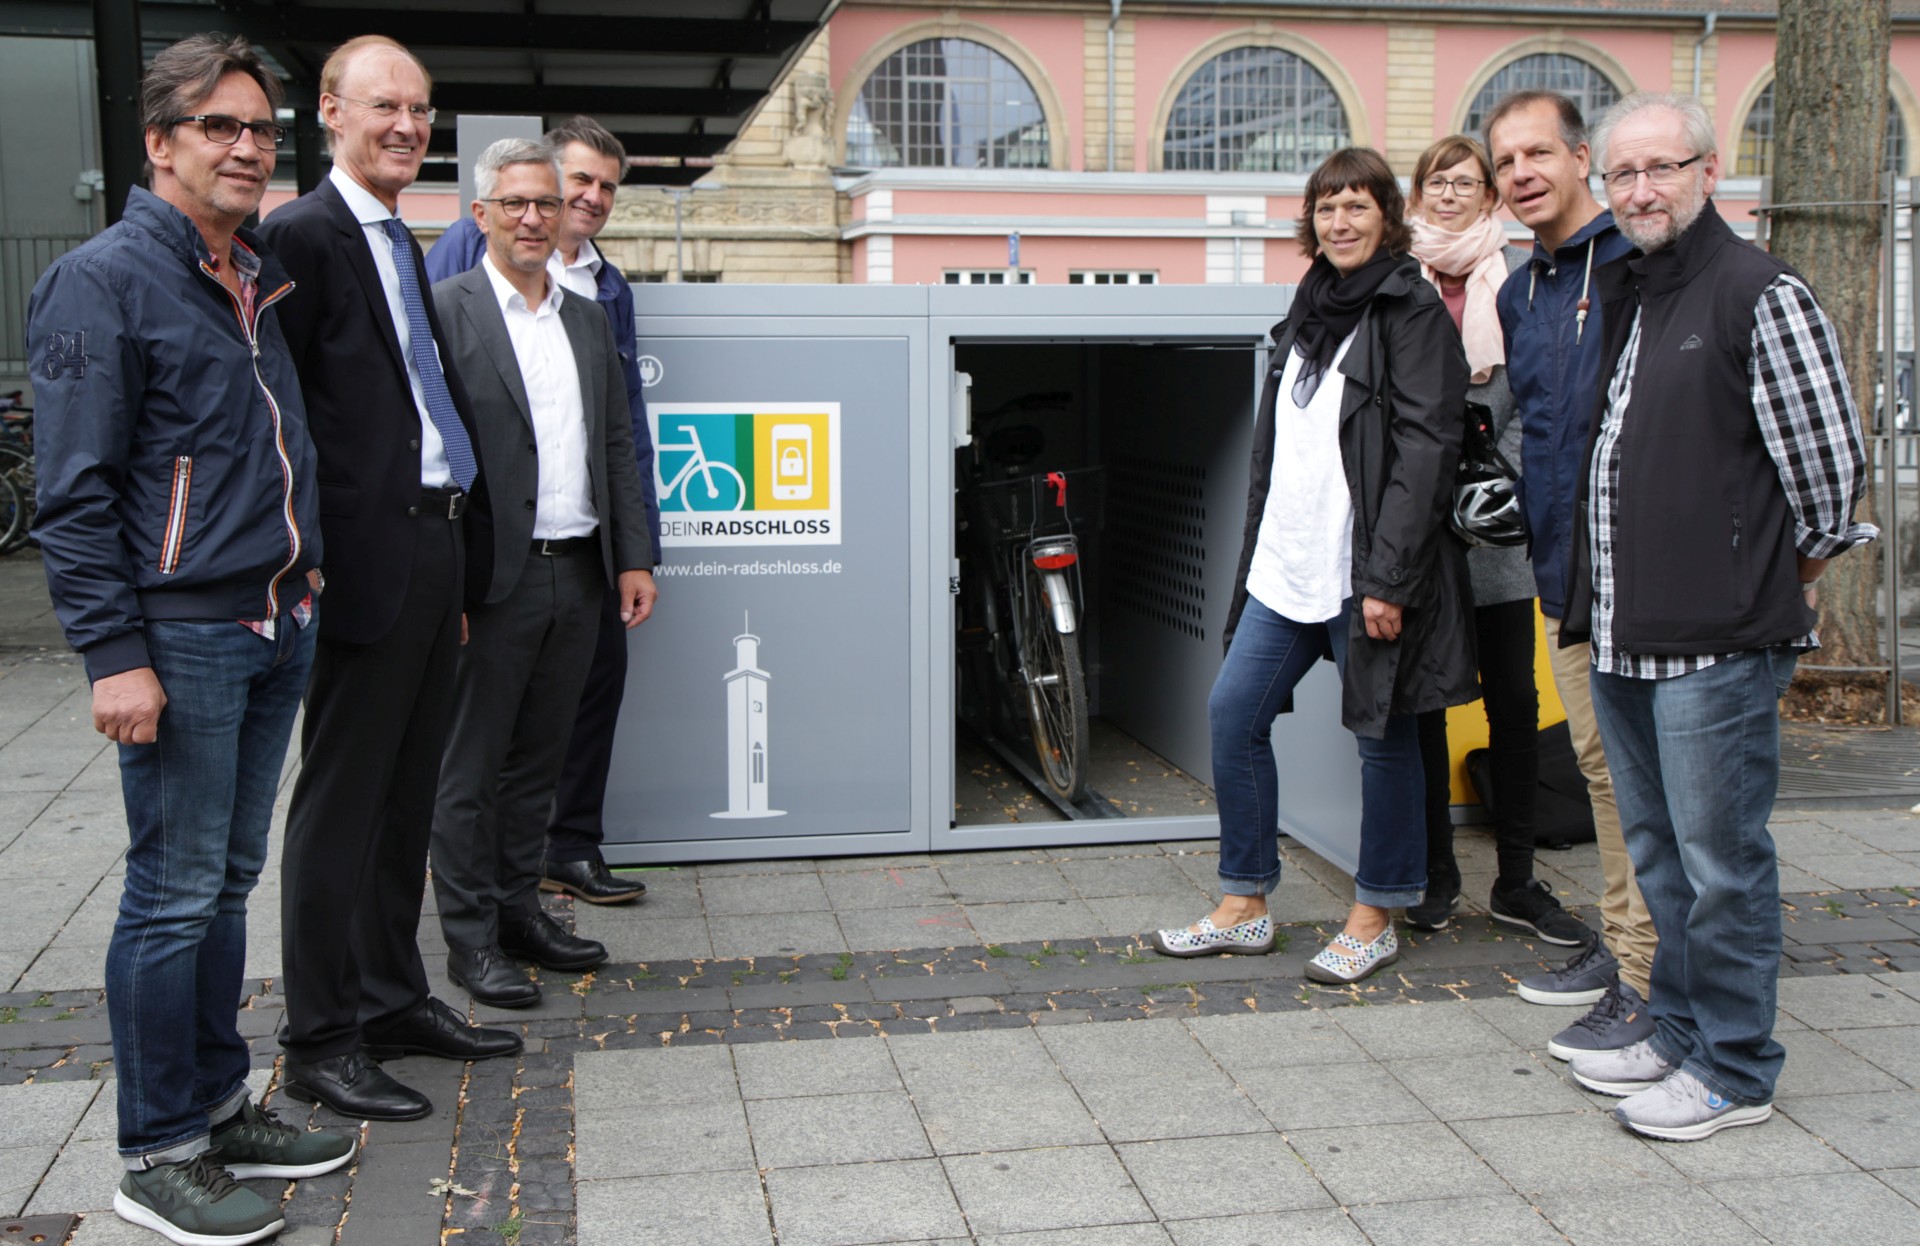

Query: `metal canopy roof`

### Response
(0, 0, 837, 189)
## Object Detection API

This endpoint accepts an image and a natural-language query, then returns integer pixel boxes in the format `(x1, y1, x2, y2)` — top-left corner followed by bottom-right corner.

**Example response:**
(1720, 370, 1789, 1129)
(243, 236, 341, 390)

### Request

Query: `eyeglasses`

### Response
(334, 96, 437, 126)
(1422, 176, 1485, 196)
(480, 196, 564, 220)
(170, 114, 286, 150)
(1598, 154, 1704, 190)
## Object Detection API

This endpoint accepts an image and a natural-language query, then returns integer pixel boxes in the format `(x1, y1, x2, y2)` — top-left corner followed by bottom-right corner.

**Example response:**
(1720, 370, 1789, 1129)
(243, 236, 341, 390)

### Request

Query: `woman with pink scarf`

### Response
(1404, 136, 1588, 947)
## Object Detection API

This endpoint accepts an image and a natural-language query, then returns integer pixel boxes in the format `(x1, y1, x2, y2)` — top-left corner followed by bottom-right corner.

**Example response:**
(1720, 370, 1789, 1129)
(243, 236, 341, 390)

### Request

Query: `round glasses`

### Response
(1422, 176, 1485, 196)
(480, 196, 564, 220)
(170, 114, 286, 150)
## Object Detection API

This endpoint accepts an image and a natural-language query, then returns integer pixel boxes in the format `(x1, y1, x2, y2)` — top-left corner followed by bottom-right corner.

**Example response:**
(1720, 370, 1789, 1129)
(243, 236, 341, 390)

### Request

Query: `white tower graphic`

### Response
(712, 612, 784, 819)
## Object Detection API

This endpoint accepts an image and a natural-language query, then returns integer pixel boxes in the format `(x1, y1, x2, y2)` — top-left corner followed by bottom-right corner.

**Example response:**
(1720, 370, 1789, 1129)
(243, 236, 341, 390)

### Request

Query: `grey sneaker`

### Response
(1516, 937, 1618, 1007)
(1571, 1039, 1676, 1097)
(1546, 979, 1656, 1061)
(1613, 1069, 1773, 1142)
(211, 1097, 356, 1180)
(114, 1154, 285, 1245)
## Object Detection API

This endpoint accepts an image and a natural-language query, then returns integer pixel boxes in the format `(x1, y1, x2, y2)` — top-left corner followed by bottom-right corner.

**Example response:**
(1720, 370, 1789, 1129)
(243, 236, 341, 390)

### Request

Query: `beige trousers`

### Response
(1544, 616, 1656, 997)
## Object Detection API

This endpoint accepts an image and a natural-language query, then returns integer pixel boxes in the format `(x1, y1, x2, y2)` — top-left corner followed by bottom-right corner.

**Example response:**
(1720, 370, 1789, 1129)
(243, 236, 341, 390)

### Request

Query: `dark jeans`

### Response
(1209, 596, 1425, 907)
(1417, 596, 1540, 890)
(109, 619, 314, 1164)
(1589, 648, 1798, 1105)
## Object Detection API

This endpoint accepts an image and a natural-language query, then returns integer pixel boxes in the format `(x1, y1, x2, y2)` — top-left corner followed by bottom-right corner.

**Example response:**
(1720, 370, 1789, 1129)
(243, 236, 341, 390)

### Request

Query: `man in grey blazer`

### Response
(428, 138, 656, 1007)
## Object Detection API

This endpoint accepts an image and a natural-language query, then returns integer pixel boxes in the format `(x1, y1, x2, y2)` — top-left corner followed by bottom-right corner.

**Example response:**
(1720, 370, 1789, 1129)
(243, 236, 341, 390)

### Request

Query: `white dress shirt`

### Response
(480, 257, 598, 539)
(328, 166, 453, 488)
(1244, 332, 1357, 625)
(551, 237, 602, 301)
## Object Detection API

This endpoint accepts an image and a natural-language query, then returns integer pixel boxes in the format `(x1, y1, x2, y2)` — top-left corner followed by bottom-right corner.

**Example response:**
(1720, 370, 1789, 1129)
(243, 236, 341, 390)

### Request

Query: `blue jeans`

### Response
(1209, 597, 1426, 907)
(108, 619, 315, 1165)
(1588, 647, 1797, 1105)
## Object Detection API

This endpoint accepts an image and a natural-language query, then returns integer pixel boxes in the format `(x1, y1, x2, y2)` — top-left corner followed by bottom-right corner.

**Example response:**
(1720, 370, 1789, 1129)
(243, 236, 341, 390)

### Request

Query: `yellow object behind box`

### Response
(1442, 602, 1567, 807)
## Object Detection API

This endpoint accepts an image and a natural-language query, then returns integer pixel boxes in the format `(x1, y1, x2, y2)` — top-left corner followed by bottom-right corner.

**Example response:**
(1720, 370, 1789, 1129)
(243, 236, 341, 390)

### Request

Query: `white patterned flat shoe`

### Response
(1304, 928, 1399, 983)
(1148, 914, 1276, 958)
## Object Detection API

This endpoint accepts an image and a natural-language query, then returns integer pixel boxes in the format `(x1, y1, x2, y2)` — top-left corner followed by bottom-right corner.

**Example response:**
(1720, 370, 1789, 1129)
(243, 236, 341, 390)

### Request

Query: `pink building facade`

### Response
(813, 1, 1920, 288)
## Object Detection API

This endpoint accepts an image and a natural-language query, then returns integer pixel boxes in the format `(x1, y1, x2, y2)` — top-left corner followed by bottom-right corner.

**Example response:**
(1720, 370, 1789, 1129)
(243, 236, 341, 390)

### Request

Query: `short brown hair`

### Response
(319, 34, 433, 99)
(1483, 90, 1586, 156)
(1296, 147, 1412, 259)
(1409, 134, 1498, 212)
(546, 115, 627, 170)
(140, 34, 284, 140)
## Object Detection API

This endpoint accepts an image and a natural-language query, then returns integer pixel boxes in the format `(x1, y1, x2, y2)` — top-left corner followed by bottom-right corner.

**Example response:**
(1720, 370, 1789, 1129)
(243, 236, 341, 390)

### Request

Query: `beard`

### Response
(1618, 181, 1709, 252)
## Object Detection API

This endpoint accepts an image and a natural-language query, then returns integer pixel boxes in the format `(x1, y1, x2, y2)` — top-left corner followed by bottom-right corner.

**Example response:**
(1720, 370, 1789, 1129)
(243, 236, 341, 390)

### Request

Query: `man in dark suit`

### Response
(428, 138, 655, 1008)
(260, 34, 518, 1123)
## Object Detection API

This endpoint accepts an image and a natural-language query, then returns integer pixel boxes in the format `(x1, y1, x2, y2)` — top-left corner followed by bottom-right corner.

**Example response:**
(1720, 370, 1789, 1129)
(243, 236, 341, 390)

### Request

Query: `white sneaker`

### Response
(1613, 1069, 1773, 1142)
(1570, 1039, 1675, 1096)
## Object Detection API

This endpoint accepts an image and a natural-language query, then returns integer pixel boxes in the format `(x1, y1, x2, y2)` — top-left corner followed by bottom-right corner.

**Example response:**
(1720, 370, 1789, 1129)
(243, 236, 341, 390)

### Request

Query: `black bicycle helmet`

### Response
(1451, 475, 1528, 548)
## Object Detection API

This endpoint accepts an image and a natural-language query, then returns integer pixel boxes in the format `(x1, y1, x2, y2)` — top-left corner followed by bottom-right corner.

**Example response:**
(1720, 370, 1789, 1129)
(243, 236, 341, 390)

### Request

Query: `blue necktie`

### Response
(383, 217, 477, 491)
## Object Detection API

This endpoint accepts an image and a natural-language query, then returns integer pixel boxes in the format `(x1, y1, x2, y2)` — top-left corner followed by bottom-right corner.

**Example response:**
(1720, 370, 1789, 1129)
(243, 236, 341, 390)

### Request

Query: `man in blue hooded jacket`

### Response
(1487, 89, 1659, 1066)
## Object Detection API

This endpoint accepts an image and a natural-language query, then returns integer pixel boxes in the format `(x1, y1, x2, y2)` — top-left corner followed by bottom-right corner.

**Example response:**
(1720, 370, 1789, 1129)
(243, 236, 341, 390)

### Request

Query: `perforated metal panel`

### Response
(1109, 455, 1209, 643)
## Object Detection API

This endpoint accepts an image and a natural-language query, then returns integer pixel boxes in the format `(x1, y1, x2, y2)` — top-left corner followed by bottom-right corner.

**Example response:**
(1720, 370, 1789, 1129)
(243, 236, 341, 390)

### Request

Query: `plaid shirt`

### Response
(1590, 274, 1877, 679)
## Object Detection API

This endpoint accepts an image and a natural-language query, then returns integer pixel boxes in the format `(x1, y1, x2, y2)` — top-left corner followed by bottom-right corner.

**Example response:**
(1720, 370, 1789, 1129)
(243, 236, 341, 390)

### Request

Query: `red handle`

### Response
(1046, 471, 1068, 509)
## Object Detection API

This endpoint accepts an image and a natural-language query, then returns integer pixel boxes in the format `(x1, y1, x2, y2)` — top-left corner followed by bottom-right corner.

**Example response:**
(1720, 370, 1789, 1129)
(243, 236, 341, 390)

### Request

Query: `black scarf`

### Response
(1288, 249, 1400, 407)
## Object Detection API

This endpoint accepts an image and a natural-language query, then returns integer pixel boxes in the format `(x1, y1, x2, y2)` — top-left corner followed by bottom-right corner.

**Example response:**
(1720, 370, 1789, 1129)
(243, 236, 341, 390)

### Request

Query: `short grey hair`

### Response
(1592, 92, 1718, 171)
(473, 137, 561, 203)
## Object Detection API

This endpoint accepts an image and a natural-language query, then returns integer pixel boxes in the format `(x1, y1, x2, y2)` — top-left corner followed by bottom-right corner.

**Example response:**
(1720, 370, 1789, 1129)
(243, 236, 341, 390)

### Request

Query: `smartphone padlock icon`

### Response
(770, 423, 813, 501)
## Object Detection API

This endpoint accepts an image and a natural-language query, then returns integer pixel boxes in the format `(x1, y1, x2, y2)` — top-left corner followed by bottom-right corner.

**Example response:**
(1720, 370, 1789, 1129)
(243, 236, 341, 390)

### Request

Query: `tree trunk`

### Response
(1769, 0, 1889, 688)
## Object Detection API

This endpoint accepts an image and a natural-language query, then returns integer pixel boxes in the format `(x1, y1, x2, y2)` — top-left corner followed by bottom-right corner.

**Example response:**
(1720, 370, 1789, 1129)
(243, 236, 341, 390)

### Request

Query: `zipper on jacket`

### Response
(1732, 514, 1741, 549)
(158, 455, 192, 573)
(200, 261, 300, 620)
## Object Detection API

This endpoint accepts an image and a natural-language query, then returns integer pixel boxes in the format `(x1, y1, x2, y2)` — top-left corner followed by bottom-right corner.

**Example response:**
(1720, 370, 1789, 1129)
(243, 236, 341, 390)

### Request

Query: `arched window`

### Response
(1162, 46, 1349, 173)
(1736, 82, 1908, 176)
(1465, 53, 1622, 138)
(845, 38, 1050, 169)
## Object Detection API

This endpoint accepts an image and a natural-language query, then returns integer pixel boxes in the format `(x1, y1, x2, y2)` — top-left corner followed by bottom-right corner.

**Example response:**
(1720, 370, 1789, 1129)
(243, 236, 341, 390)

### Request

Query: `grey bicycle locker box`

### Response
(612, 284, 1369, 879)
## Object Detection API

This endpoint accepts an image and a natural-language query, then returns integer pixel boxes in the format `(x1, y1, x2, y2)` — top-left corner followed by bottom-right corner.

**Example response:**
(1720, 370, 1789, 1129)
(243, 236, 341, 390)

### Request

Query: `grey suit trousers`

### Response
(431, 543, 603, 951)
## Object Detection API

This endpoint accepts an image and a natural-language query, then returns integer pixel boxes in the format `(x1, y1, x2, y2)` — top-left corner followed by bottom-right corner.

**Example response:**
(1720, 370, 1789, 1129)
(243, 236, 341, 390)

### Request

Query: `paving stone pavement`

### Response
(5, 550, 1920, 1243)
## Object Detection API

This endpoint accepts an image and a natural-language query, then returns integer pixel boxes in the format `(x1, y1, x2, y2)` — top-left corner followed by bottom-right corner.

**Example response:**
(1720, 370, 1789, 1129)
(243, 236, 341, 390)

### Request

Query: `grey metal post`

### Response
(92, 0, 143, 226)
(1886, 172, 1904, 724)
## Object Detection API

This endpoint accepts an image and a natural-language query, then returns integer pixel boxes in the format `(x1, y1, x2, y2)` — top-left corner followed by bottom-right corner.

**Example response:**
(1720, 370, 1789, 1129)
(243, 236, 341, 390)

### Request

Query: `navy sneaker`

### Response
(1546, 978, 1655, 1061)
(1489, 878, 1593, 947)
(1516, 937, 1618, 1007)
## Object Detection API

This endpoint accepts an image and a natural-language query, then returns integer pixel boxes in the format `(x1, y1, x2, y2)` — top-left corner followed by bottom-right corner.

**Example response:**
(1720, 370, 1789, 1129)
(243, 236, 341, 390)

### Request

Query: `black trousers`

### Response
(280, 516, 462, 1062)
(1417, 596, 1540, 889)
(545, 579, 629, 864)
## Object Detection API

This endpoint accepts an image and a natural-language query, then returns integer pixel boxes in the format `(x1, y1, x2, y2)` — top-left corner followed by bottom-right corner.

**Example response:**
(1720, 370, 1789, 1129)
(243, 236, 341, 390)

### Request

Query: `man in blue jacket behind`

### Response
(1487, 90, 1659, 1066)
(426, 115, 662, 903)
(28, 34, 353, 1245)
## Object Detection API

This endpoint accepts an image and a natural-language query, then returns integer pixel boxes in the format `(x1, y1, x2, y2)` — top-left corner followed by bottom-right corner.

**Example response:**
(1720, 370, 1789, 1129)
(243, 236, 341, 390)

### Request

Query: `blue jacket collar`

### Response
(120, 184, 293, 291)
(1529, 207, 1619, 265)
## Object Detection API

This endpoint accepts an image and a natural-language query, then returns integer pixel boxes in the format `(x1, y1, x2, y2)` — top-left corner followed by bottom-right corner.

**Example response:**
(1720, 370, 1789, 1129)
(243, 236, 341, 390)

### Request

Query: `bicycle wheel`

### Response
(0, 472, 24, 557)
(1019, 561, 1090, 802)
(0, 443, 32, 554)
(682, 460, 747, 511)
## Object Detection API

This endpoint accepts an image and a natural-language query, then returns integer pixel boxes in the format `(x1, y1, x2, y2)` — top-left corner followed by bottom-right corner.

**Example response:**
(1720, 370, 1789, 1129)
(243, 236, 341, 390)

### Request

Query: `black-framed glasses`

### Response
(334, 96, 437, 125)
(1598, 153, 1705, 190)
(1422, 176, 1486, 195)
(480, 196, 564, 220)
(171, 114, 286, 150)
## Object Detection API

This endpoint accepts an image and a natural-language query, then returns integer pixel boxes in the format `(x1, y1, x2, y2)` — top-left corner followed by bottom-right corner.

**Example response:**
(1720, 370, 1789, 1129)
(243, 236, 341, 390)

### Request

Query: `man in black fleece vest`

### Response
(1560, 92, 1876, 1142)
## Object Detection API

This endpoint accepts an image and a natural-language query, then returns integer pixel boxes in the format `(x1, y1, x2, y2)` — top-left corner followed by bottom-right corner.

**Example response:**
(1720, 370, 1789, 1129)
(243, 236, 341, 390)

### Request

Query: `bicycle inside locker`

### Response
(950, 341, 1259, 829)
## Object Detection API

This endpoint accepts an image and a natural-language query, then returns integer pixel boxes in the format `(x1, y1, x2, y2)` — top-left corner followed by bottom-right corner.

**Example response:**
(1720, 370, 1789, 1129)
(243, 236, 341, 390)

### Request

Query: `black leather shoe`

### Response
(447, 945, 541, 1008)
(540, 858, 646, 904)
(281, 1051, 431, 1122)
(500, 910, 608, 972)
(363, 996, 523, 1062)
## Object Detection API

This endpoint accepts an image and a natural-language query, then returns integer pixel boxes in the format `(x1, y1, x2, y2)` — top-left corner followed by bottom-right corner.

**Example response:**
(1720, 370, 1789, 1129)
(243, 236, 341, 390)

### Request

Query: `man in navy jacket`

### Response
(427, 115, 662, 904)
(29, 34, 352, 1243)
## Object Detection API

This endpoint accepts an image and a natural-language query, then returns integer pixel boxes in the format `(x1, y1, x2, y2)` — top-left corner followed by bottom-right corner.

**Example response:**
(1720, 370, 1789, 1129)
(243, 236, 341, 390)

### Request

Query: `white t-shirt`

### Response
(1244, 332, 1356, 624)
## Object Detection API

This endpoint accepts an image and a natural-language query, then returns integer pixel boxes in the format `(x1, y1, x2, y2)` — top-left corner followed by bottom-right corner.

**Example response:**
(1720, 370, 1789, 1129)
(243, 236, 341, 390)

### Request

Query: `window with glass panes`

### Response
(1465, 54, 1621, 138)
(1163, 46, 1349, 173)
(944, 270, 1034, 284)
(1736, 83, 1908, 177)
(846, 39, 1050, 169)
(1069, 271, 1157, 284)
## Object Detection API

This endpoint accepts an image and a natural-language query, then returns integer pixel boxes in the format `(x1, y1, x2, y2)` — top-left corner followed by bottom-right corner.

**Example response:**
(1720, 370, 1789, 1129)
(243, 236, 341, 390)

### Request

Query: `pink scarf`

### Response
(1409, 213, 1509, 385)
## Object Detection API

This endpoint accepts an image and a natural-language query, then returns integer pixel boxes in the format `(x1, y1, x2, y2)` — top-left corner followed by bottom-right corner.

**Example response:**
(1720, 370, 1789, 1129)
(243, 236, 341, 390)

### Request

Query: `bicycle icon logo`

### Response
(647, 403, 841, 547)
(658, 422, 747, 512)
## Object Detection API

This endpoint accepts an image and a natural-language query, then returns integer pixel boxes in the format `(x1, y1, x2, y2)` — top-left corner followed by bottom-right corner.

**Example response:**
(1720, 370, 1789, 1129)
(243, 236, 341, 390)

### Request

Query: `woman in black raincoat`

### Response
(1151, 147, 1479, 983)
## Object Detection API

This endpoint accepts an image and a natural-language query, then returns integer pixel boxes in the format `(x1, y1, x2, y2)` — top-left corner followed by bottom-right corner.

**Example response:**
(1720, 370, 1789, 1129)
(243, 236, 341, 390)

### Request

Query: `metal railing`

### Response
(1, 235, 90, 376)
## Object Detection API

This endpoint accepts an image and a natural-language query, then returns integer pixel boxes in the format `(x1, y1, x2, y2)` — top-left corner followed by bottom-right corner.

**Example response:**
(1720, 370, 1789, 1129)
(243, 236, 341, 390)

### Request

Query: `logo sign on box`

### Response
(650, 403, 842, 547)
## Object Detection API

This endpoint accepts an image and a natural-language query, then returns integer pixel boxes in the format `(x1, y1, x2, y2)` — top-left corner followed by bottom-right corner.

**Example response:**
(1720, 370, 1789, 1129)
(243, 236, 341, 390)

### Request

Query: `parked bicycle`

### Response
(0, 393, 33, 555)
(957, 419, 1100, 803)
